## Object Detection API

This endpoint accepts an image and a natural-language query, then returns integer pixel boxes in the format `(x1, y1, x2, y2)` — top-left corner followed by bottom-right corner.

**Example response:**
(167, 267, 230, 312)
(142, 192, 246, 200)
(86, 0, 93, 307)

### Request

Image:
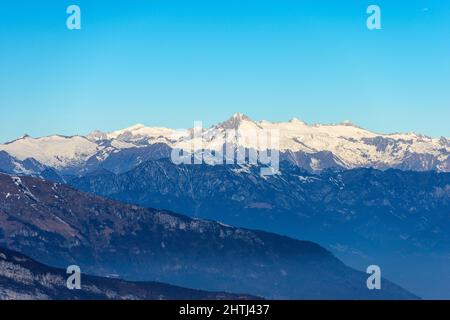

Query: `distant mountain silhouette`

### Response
(0, 246, 259, 300)
(0, 172, 417, 299)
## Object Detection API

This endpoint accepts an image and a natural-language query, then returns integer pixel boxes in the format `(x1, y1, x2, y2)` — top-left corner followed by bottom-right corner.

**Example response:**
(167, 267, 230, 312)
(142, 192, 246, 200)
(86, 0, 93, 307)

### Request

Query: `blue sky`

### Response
(0, 0, 449, 142)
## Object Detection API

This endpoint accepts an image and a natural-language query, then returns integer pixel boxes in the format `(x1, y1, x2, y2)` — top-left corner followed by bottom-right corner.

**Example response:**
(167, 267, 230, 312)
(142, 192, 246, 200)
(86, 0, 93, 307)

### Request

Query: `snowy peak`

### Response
(232, 112, 250, 120)
(105, 124, 179, 143)
(0, 135, 99, 169)
(214, 112, 259, 130)
(288, 117, 305, 124)
(86, 130, 108, 141)
(340, 120, 359, 127)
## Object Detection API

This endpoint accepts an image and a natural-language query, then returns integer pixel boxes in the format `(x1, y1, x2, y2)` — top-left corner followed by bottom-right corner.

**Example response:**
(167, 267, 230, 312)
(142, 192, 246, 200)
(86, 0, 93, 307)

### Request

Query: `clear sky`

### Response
(0, 0, 449, 143)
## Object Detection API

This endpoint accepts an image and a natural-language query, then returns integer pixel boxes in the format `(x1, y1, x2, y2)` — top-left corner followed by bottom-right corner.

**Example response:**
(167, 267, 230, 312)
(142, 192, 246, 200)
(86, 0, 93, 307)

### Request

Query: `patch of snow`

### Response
(11, 176, 39, 202)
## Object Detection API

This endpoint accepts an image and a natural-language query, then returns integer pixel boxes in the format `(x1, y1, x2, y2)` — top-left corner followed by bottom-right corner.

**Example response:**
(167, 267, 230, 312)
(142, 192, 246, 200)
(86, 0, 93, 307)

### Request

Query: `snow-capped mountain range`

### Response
(1, 113, 449, 176)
